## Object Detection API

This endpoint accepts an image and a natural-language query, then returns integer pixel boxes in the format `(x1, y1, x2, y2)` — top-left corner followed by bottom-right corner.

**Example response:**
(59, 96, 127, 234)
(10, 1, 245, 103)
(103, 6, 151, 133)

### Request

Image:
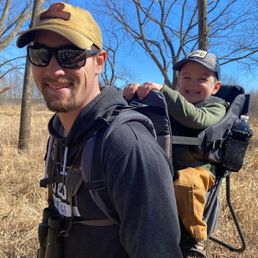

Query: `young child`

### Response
(124, 50, 229, 258)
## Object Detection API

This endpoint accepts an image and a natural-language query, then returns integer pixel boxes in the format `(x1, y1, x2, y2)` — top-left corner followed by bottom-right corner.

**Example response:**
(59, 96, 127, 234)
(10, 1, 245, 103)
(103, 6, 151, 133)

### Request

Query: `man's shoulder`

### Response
(106, 117, 156, 149)
(102, 108, 155, 139)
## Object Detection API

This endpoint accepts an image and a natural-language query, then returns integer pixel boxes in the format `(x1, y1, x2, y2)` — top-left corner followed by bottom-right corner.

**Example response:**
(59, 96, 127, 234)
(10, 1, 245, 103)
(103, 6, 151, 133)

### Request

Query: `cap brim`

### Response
(173, 58, 216, 74)
(173, 59, 189, 71)
(16, 25, 93, 49)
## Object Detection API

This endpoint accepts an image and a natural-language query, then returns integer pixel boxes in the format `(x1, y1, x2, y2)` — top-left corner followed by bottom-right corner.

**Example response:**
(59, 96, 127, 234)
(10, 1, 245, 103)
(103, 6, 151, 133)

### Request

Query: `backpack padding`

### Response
(193, 93, 246, 164)
(128, 90, 172, 160)
(215, 84, 250, 115)
(214, 84, 245, 103)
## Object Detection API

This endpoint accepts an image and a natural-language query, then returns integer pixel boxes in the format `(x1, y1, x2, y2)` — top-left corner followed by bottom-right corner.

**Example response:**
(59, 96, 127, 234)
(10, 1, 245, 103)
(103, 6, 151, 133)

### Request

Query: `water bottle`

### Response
(231, 115, 252, 139)
(223, 115, 253, 171)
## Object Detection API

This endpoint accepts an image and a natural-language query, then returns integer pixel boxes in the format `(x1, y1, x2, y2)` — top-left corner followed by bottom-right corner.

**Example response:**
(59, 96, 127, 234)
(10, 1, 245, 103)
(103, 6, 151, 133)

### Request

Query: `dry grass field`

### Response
(0, 104, 257, 258)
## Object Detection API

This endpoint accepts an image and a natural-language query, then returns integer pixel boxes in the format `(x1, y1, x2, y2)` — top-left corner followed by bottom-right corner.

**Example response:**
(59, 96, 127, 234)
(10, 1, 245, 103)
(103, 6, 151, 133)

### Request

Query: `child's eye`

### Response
(199, 78, 208, 81)
(183, 76, 191, 80)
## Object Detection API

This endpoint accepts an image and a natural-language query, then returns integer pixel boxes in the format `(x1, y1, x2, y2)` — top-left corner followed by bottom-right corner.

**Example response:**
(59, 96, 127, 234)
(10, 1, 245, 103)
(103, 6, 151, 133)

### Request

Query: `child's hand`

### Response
(123, 83, 140, 100)
(123, 82, 163, 100)
(136, 82, 163, 100)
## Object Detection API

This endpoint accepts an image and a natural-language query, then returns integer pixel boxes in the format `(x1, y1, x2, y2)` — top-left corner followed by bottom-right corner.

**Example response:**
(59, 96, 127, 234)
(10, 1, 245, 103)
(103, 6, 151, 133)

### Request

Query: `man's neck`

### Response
(57, 109, 81, 137)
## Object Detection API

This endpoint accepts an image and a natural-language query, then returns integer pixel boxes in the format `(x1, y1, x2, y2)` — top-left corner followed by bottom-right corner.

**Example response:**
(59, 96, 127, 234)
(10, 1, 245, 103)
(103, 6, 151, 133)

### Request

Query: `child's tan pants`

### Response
(174, 166, 215, 241)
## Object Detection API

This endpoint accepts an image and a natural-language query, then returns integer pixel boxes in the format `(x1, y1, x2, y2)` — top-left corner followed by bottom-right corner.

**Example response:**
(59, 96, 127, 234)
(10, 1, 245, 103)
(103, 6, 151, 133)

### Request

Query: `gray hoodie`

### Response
(46, 86, 182, 258)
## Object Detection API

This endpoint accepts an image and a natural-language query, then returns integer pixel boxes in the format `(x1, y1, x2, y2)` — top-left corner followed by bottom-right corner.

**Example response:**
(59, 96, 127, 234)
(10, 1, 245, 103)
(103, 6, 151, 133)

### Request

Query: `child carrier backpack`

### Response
(172, 84, 252, 252)
(84, 84, 252, 251)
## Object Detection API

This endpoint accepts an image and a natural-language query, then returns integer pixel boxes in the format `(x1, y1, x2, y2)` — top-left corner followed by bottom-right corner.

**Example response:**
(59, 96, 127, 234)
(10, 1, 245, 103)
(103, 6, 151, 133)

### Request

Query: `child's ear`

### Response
(212, 81, 222, 95)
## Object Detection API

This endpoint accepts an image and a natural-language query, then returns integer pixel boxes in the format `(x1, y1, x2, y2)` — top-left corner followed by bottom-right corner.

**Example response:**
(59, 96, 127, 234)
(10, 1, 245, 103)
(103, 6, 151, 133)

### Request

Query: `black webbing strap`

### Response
(172, 136, 203, 145)
(73, 219, 115, 226)
(40, 136, 58, 204)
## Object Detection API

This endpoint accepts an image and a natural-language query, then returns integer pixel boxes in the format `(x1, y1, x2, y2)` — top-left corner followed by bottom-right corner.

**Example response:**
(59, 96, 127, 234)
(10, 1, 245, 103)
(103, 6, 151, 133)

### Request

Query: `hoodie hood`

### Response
(48, 86, 128, 147)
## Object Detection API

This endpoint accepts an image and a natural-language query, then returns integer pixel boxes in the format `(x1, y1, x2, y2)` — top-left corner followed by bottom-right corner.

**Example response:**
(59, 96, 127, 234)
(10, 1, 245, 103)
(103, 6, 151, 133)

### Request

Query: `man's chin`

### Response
(45, 100, 75, 113)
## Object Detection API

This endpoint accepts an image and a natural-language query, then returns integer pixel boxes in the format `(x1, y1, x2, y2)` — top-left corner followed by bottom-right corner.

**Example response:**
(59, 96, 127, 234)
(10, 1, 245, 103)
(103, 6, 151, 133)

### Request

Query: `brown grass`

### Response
(0, 104, 257, 258)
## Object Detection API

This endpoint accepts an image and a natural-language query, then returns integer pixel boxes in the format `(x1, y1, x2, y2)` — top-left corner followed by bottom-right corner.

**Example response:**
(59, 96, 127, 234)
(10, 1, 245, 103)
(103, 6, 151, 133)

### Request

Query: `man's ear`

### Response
(96, 50, 107, 74)
(212, 81, 222, 95)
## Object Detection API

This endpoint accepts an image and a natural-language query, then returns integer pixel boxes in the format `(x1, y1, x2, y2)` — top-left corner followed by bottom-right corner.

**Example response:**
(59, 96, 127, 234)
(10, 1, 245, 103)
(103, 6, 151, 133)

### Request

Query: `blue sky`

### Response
(67, 0, 258, 91)
(80, 0, 257, 92)
(8, 34, 258, 92)
(118, 45, 258, 91)
(4, 0, 257, 93)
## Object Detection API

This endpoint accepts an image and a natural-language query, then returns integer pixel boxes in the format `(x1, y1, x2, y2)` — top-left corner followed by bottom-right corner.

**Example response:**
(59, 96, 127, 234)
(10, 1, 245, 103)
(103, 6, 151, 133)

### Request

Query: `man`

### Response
(16, 2, 182, 258)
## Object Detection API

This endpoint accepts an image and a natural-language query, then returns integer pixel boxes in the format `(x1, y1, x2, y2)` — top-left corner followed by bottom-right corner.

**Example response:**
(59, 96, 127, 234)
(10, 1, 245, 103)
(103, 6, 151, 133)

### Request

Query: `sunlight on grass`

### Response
(0, 104, 257, 257)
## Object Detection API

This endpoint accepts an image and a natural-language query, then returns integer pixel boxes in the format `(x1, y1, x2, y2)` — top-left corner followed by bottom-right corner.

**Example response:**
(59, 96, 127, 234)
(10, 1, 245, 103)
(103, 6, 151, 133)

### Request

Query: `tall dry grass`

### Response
(0, 104, 257, 258)
(0, 104, 52, 258)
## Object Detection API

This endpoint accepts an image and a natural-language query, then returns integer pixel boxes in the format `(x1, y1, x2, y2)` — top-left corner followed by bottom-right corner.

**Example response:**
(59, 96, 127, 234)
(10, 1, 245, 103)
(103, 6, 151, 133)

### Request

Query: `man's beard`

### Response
(44, 94, 78, 113)
(41, 77, 79, 113)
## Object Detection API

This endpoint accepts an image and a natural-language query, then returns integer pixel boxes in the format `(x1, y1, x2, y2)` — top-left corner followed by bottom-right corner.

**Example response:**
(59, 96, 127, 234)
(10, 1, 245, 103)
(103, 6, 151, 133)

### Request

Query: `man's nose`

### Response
(46, 55, 66, 76)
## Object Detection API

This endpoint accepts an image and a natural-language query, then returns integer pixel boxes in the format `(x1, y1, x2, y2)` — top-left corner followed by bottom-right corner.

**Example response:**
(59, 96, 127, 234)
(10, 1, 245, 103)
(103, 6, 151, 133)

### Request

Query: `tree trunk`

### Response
(18, 61, 32, 150)
(197, 0, 208, 51)
(18, 0, 43, 151)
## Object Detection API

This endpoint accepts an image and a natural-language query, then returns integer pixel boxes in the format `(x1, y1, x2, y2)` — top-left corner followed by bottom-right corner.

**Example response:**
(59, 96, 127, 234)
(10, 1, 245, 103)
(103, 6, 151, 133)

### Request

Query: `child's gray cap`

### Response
(173, 50, 221, 80)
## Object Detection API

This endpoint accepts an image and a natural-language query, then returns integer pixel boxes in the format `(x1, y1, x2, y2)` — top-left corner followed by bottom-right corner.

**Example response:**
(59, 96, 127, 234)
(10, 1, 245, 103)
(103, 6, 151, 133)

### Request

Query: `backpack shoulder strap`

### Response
(81, 106, 157, 224)
(82, 127, 120, 223)
(39, 136, 59, 204)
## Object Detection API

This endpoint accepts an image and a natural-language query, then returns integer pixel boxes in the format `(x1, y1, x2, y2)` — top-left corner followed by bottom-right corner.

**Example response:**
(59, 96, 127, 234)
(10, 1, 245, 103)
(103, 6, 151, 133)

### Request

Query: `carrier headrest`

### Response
(215, 85, 245, 103)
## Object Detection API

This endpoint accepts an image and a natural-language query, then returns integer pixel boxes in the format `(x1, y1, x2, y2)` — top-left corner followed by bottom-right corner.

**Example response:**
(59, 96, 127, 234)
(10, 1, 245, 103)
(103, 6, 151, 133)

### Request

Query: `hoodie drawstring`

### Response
(45, 136, 54, 178)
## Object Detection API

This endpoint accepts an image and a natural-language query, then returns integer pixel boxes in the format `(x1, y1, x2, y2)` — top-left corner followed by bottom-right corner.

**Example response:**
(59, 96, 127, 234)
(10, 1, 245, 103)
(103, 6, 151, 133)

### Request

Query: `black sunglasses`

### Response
(27, 44, 100, 69)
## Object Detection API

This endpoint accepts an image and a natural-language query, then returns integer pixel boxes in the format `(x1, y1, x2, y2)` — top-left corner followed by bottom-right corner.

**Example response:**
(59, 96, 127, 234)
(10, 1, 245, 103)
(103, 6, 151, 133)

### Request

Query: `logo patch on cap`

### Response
(188, 50, 207, 59)
(40, 2, 70, 21)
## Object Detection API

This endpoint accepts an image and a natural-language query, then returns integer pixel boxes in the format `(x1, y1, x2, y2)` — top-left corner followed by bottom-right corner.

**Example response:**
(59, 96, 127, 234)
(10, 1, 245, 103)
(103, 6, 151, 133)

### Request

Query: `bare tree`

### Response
(101, 28, 134, 87)
(18, 0, 44, 151)
(0, 0, 31, 82)
(0, 86, 10, 94)
(0, 0, 32, 50)
(197, 0, 208, 51)
(99, 0, 258, 87)
(101, 30, 120, 86)
(0, 56, 25, 79)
